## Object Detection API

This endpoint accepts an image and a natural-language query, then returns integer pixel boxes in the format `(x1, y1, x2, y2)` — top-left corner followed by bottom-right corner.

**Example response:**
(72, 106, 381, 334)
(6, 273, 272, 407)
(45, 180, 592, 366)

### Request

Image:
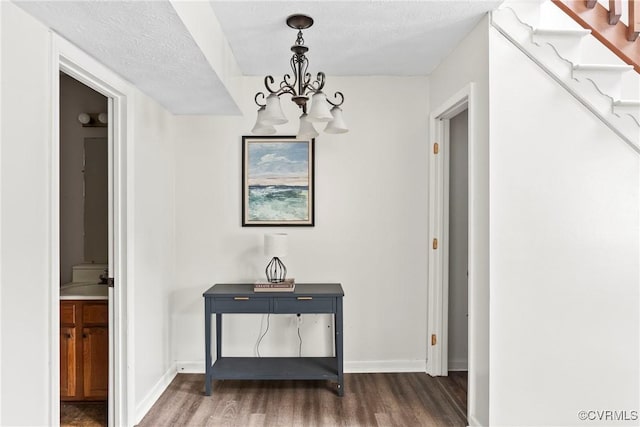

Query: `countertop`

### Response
(60, 282, 108, 300)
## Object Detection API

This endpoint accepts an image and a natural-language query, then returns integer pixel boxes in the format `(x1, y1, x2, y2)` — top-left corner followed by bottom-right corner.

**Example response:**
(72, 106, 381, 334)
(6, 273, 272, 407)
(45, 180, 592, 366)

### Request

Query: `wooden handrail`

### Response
(552, 0, 640, 73)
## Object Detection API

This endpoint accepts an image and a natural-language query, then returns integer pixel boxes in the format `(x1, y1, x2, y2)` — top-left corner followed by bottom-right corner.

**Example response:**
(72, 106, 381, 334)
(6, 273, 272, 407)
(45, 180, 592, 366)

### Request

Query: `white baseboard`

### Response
(175, 359, 426, 375)
(176, 360, 204, 373)
(468, 414, 483, 426)
(135, 363, 178, 424)
(344, 359, 426, 373)
(448, 359, 469, 371)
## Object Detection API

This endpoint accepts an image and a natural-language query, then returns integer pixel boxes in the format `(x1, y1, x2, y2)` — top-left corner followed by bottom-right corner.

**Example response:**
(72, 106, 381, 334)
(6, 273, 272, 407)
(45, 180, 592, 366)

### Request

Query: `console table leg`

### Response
(336, 298, 344, 396)
(216, 313, 222, 360)
(204, 298, 212, 396)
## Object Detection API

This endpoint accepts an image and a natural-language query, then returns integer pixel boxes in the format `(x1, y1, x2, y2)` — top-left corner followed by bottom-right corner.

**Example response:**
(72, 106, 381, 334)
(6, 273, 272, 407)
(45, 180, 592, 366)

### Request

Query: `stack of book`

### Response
(254, 278, 295, 292)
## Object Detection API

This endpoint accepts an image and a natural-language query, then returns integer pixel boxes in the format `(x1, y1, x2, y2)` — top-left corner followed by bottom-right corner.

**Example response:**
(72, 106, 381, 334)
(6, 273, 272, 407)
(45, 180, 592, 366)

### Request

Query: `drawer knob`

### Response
(233, 297, 250, 301)
(297, 296, 313, 301)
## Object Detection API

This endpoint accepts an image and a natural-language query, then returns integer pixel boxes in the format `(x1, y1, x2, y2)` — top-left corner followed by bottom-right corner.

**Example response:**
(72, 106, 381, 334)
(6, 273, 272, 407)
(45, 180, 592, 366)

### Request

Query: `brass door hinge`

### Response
(433, 142, 439, 154)
(432, 238, 438, 250)
(431, 334, 437, 346)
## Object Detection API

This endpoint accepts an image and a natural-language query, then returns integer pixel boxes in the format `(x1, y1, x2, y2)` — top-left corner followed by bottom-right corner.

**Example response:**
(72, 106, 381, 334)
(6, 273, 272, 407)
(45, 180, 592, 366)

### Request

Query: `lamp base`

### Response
(265, 257, 287, 283)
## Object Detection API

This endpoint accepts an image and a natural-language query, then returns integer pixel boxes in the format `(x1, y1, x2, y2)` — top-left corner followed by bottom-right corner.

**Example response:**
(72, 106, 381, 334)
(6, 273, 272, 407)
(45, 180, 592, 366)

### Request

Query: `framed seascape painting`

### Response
(242, 136, 315, 226)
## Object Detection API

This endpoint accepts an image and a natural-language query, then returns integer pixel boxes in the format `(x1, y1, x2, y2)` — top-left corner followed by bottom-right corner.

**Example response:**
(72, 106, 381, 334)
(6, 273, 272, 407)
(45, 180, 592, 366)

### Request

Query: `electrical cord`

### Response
(297, 315, 303, 357)
(256, 313, 303, 357)
(256, 313, 270, 358)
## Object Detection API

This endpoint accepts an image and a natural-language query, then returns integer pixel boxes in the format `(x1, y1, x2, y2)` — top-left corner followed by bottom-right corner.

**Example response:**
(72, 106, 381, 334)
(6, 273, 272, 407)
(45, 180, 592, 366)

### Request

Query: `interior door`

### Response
(107, 97, 115, 427)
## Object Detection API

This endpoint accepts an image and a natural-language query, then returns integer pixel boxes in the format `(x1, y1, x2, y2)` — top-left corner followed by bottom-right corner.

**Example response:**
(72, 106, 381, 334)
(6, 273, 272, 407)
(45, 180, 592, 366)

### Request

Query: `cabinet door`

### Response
(83, 327, 108, 399)
(60, 327, 77, 398)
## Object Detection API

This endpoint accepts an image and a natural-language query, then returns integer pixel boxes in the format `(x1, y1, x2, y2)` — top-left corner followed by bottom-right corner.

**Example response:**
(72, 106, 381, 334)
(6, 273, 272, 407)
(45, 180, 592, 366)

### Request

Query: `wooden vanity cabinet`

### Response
(60, 300, 108, 401)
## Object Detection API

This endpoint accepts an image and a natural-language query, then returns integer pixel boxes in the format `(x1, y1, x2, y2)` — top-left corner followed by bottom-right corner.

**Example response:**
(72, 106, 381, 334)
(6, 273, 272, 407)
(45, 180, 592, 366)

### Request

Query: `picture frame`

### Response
(242, 135, 315, 227)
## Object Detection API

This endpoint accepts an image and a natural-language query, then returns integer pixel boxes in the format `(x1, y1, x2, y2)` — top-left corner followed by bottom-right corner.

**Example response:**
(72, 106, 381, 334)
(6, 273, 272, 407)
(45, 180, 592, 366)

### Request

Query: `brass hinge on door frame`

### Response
(433, 142, 439, 154)
(431, 334, 437, 346)
(432, 238, 438, 250)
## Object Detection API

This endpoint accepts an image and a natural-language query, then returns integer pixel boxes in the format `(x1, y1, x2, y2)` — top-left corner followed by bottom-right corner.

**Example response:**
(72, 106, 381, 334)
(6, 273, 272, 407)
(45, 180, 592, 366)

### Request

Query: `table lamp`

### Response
(264, 233, 288, 283)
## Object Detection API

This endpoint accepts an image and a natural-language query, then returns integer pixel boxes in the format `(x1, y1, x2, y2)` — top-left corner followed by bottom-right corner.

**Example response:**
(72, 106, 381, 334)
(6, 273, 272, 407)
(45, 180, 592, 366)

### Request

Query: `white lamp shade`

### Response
(324, 106, 348, 134)
(307, 92, 333, 122)
(262, 94, 288, 125)
(98, 112, 108, 124)
(252, 107, 277, 135)
(296, 113, 319, 140)
(264, 233, 288, 257)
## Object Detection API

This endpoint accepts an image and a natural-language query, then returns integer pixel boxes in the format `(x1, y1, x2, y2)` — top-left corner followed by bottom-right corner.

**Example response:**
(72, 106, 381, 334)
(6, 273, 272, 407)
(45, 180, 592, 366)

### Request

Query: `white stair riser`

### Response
(578, 35, 629, 65)
(504, 0, 546, 28)
(621, 73, 640, 102)
(506, 0, 585, 30)
(532, 32, 584, 63)
(538, 0, 585, 30)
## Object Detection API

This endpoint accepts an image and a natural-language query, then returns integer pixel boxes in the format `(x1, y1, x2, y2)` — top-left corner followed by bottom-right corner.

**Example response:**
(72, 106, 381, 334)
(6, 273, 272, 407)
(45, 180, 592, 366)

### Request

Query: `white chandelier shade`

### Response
(307, 92, 334, 122)
(324, 107, 348, 134)
(262, 93, 288, 125)
(251, 14, 348, 138)
(251, 106, 277, 135)
(296, 113, 319, 140)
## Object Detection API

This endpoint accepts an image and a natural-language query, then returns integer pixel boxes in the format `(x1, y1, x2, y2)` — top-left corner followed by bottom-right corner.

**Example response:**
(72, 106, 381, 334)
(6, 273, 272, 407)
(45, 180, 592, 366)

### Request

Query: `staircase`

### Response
(491, 0, 640, 152)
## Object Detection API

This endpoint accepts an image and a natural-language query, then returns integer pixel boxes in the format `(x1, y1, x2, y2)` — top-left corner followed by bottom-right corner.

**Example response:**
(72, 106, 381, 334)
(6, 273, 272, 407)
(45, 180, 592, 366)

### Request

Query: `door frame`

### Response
(427, 85, 476, 412)
(49, 35, 133, 426)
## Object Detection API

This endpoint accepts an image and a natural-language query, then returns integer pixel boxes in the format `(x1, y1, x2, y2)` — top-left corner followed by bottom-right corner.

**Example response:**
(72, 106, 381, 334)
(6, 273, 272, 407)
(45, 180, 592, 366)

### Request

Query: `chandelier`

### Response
(251, 14, 348, 138)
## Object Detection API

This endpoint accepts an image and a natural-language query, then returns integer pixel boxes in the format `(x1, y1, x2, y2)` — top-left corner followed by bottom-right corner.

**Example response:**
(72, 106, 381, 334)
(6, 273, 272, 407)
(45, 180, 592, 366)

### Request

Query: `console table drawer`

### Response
(213, 297, 270, 313)
(274, 297, 335, 313)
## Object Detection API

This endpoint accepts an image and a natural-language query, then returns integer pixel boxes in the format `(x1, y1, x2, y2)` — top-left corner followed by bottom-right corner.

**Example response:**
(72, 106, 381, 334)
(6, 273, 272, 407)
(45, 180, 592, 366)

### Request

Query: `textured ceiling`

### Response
(16, 1, 502, 115)
(210, 0, 502, 76)
(15, 1, 239, 115)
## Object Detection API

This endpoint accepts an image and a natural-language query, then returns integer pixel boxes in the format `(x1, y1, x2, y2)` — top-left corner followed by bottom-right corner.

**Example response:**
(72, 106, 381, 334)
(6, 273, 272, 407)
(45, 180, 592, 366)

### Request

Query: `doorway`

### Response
(59, 73, 109, 426)
(427, 84, 475, 422)
(51, 39, 131, 427)
(447, 109, 469, 376)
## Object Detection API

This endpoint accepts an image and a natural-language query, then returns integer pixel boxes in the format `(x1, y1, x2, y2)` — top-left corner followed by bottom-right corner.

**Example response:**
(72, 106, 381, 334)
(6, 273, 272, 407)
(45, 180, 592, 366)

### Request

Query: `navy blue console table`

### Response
(203, 283, 344, 396)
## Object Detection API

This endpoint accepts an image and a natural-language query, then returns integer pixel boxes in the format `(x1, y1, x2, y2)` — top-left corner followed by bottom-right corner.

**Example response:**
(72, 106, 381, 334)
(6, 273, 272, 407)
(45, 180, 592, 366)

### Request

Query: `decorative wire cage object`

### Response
(264, 233, 288, 283)
(265, 256, 287, 283)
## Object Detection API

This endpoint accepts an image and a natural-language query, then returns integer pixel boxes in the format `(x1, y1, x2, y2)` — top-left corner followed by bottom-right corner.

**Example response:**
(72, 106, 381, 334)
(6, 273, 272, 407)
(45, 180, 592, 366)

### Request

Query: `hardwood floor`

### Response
(138, 372, 467, 426)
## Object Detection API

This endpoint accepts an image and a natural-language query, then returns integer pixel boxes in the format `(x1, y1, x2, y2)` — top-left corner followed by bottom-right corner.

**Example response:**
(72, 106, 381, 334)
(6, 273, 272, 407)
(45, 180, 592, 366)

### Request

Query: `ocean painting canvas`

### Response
(242, 136, 314, 226)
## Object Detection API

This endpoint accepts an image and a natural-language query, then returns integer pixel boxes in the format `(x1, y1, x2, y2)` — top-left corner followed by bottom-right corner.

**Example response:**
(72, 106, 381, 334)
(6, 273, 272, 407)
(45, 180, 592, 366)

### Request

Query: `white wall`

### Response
(0, 3, 52, 425)
(59, 73, 108, 284)
(131, 90, 177, 419)
(172, 76, 430, 372)
(0, 3, 177, 424)
(488, 27, 639, 426)
(429, 15, 491, 427)
(448, 110, 469, 370)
